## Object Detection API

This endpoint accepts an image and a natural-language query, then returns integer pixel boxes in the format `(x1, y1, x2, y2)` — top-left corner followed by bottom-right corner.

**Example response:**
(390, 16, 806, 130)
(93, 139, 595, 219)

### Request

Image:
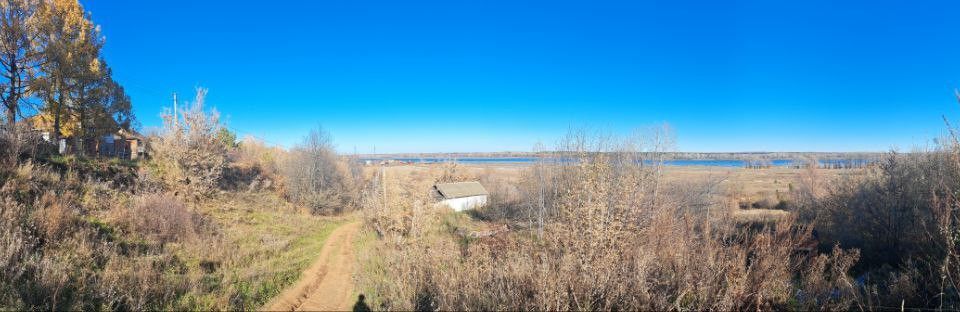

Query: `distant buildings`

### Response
(434, 181, 489, 212)
(28, 115, 146, 160)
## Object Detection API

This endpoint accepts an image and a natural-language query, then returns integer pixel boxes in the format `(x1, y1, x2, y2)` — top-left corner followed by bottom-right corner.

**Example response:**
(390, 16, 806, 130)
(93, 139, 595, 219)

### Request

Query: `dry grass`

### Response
(356, 144, 960, 310)
(0, 154, 344, 310)
(358, 139, 860, 310)
(175, 192, 345, 310)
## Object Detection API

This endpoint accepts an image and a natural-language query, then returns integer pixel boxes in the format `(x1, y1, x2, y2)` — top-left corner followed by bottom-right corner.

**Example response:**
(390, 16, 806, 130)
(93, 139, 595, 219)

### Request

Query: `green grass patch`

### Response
(171, 192, 345, 310)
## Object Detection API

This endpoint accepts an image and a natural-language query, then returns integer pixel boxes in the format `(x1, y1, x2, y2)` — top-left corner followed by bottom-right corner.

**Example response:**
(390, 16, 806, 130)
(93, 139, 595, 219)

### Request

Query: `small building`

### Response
(434, 181, 489, 212)
(27, 114, 145, 160)
(99, 129, 146, 160)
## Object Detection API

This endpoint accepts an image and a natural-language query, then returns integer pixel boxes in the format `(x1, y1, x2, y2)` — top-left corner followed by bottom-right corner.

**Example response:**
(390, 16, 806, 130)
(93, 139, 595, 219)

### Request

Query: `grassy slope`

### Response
(175, 192, 345, 310)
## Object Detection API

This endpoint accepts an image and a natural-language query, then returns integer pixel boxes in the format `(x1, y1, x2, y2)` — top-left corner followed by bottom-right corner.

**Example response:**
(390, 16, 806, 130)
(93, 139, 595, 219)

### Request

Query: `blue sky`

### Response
(84, 0, 960, 153)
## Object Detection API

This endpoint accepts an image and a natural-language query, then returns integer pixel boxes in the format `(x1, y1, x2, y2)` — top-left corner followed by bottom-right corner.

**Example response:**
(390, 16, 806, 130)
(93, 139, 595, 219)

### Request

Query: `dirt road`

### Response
(263, 221, 362, 311)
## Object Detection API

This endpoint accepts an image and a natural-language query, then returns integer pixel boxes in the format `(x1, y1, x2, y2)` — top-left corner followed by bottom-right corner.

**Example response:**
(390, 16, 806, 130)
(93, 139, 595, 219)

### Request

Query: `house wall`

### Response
(129, 139, 139, 160)
(440, 195, 488, 212)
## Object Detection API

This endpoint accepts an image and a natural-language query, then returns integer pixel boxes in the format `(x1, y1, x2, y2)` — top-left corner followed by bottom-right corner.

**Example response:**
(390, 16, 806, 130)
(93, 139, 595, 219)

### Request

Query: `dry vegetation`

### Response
(3, 77, 960, 311)
(0, 89, 363, 310)
(281, 127, 363, 215)
(357, 126, 960, 311)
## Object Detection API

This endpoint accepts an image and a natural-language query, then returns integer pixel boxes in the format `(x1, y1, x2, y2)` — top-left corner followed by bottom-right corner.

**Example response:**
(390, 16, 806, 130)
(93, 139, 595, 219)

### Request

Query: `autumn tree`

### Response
(1, 0, 132, 149)
(100, 73, 134, 131)
(32, 0, 102, 144)
(0, 0, 41, 125)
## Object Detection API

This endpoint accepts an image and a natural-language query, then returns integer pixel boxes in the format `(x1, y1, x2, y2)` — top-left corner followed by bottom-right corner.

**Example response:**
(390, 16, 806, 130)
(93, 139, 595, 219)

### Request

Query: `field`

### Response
(375, 162, 853, 212)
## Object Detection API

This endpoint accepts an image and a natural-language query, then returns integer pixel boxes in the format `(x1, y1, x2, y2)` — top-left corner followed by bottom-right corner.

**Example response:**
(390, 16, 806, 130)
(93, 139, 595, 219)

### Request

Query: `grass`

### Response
(46, 153, 140, 169)
(173, 192, 345, 310)
(731, 208, 791, 223)
(379, 163, 852, 201)
(354, 227, 385, 309)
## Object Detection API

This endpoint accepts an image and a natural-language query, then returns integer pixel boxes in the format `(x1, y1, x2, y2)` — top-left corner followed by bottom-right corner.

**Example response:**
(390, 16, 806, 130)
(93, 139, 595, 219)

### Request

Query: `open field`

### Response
(373, 163, 856, 207)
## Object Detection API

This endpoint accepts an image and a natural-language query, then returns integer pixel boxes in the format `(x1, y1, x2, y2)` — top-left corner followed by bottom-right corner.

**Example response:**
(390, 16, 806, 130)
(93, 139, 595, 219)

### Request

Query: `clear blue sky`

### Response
(84, 0, 960, 153)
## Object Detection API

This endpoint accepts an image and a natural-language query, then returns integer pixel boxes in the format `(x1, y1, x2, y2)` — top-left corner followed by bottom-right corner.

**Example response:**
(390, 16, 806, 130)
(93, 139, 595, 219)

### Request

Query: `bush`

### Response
(127, 193, 199, 244)
(280, 127, 361, 214)
(0, 162, 175, 310)
(148, 88, 228, 199)
(0, 123, 53, 166)
(219, 136, 280, 192)
(796, 150, 960, 308)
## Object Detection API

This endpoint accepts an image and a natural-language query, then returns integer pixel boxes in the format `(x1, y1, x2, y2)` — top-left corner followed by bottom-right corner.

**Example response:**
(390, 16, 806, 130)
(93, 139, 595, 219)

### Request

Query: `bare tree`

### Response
(282, 126, 360, 214)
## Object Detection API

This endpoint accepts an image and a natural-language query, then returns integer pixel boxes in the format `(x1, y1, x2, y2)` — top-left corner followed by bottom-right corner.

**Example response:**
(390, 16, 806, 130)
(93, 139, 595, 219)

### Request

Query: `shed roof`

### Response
(435, 181, 489, 199)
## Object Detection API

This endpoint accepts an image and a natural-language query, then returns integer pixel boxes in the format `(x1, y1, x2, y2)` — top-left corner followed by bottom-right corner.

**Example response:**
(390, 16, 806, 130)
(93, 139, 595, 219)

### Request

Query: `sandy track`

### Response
(263, 221, 362, 312)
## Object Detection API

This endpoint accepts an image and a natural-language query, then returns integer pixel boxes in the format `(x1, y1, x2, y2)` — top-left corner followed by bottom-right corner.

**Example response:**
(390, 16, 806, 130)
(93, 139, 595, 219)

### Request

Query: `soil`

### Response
(263, 221, 362, 311)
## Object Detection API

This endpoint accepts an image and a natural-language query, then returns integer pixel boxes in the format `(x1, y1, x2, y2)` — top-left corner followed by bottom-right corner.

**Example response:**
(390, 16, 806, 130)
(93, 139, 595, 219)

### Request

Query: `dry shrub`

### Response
(148, 88, 228, 199)
(281, 127, 362, 214)
(32, 191, 76, 241)
(0, 162, 119, 309)
(362, 164, 436, 241)
(220, 136, 281, 192)
(0, 122, 51, 167)
(0, 161, 215, 310)
(789, 136, 960, 309)
(472, 167, 521, 221)
(435, 162, 475, 183)
(126, 193, 198, 244)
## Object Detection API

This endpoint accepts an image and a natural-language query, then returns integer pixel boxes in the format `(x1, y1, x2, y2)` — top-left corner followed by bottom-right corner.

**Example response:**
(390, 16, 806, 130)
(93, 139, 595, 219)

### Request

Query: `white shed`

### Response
(434, 181, 489, 212)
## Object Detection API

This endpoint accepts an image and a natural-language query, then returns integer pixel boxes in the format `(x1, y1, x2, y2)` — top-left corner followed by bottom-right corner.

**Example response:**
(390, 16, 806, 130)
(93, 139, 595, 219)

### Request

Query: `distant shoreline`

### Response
(358, 151, 889, 161)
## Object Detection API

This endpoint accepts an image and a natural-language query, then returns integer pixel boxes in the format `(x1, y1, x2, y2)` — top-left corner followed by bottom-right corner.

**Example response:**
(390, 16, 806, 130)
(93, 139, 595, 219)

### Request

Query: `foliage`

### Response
(216, 127, 237, 149)
(148, 88, 227, 199)
(791, 147, 960, 308)
(0, 0, 134, 151)
(0, 0, 42, 124)
(220, 136, 281, 192)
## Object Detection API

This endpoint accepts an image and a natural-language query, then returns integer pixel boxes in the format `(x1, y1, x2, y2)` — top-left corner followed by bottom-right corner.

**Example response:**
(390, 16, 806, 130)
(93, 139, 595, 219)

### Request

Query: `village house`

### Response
(434, 181, 489, 212)
(28, 115, 146, 160)
(98, 129, 146, 160)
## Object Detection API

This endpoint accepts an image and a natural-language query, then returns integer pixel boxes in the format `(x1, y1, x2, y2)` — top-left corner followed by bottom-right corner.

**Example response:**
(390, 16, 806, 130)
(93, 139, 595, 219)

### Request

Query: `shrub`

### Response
(127, 193, 199, 244)
(220, 136, 281, 192)
(148, 88, 228, 199)
(794, 148, 960, 309)
(280, 127, 361, 214)
(0, 122, 52, 166)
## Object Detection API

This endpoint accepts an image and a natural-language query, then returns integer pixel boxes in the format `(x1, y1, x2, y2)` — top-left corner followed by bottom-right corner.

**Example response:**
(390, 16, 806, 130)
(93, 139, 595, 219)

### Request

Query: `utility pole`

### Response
(172, 92, 178, 124)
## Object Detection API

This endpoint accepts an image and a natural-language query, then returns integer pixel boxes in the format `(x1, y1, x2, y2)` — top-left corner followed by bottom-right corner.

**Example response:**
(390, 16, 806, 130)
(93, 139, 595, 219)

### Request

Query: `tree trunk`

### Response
(3, 92, 15, 125)
(52, 79, 62, 145)
(4, 57, 19, 125)
(76, 87, 86, 156)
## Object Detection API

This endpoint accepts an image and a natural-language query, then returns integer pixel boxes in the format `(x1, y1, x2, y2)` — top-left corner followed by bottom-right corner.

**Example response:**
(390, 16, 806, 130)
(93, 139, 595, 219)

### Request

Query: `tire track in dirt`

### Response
(263, 221, 362, 311)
